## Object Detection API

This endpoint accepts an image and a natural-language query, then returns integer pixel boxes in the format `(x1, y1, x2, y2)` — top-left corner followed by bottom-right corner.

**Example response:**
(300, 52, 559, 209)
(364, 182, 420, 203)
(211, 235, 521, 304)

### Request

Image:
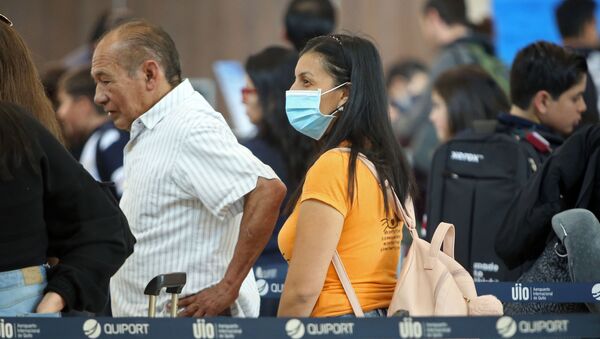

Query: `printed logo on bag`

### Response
(83, 319, 149, 337)
(83, 319, 102, 339)
(496, 316, 517, 338)
(285, 319, 305, 339)
(0, 319, 14, 339)
(398, 317, 423, 338)
(592, 283, 600, 301)
(450, 151, 484, 163)
(511, 283, 531, 301)
(193, 319, 215, 339)
(257, 279, 269, 296)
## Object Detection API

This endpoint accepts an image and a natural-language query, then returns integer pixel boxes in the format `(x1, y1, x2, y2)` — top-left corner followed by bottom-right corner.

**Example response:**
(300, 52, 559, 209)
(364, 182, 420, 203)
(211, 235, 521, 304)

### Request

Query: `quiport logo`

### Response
(256, 279, 269, 297)
(285, 319, 305, 339)
(592, 283, 600, 301)
(496, 316, 517, 338)
(82, 319, 102, 339)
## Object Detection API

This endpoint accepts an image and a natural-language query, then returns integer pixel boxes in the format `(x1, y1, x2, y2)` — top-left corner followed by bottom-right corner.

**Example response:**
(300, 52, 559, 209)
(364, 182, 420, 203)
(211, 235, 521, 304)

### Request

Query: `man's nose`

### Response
(94, 86, 107, 106)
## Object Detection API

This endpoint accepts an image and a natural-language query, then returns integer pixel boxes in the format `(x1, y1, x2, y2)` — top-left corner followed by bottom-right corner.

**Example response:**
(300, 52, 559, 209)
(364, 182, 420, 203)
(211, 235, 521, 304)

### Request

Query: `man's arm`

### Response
(178, 176, 286, 317)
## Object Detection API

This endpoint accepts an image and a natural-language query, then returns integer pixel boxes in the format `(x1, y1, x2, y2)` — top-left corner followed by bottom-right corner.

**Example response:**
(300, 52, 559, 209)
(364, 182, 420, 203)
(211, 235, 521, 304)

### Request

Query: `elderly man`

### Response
(91, 20, 286, 317)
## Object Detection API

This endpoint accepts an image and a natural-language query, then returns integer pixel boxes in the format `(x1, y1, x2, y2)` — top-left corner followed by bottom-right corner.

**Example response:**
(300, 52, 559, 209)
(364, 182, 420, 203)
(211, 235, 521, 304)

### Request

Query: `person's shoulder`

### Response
(309, 149, 349, 174)
(177, 97, 230, 132)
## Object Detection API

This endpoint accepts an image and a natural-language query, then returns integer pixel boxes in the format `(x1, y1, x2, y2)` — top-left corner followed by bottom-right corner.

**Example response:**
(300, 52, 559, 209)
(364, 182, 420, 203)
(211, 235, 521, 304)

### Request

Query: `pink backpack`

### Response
(332, 150, 503, 317)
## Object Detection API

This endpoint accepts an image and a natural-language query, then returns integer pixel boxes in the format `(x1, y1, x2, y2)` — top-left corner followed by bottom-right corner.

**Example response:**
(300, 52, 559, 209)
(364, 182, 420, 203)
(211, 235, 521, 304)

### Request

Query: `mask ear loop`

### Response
(330, 82, 351, 115)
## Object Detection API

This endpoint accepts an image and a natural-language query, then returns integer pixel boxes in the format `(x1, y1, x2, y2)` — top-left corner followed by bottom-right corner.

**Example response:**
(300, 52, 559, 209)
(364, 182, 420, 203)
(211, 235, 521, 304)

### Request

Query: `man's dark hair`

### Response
(423, 0, 469, 26)
(510, 41, 588, 110)
(386, 60, 427, 88)
(284, 0, 336, 51)
(59, 67, 104, 114)
(107, 20, 182, 87)
(555, 0, 597, 39)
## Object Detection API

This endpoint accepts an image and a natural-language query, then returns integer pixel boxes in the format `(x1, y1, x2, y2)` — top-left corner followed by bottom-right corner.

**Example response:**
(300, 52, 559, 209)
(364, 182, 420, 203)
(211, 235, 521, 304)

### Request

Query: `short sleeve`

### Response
(174, 119, 278, 219)
(300, 150, 350, 217)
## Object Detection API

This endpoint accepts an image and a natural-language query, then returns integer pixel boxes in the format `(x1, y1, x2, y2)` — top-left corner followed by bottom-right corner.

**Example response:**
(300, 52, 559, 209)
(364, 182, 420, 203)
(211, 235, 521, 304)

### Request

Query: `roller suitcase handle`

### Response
(144, 272, 187, 317)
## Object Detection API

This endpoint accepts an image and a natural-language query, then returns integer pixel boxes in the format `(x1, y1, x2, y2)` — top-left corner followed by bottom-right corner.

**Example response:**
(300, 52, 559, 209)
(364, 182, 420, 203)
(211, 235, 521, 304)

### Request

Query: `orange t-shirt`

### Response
(278, 149, 403, 317)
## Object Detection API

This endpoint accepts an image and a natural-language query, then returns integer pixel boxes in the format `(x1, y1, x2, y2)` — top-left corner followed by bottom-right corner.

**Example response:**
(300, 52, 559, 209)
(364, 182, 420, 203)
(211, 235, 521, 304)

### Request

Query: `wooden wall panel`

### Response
(1, 0, 433, 112)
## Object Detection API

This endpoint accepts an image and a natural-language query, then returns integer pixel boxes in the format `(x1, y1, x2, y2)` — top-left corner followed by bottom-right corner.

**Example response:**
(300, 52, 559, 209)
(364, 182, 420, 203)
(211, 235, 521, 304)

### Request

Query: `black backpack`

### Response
(426, 126, 542, 282)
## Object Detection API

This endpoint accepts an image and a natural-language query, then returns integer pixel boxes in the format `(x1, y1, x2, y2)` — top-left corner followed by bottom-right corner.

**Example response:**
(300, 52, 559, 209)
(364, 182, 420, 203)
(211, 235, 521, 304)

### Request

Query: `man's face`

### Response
(541, 75, 587, 136)
(91, 38, 148, 131)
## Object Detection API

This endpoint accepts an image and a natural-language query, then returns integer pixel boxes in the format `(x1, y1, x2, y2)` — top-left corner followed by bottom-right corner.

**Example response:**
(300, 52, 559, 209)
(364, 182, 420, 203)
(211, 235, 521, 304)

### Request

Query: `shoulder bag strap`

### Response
(331, 251, 364, 317)
(329, 148, 418, 317)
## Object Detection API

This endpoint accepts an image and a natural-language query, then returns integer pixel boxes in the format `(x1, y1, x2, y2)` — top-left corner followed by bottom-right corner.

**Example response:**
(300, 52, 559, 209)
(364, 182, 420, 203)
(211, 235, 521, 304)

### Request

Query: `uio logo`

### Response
(257, 279, 269, 297)
(193, 319, 215, 339)
(398, 317, 422, 338)
(592, 283, 600, 301)
(496, 316, 517, 338)
(285, 319, 305, 339)
(511, 283, 530, 301)
(0, 319, 14, 339)
(83, 319, 102, 339)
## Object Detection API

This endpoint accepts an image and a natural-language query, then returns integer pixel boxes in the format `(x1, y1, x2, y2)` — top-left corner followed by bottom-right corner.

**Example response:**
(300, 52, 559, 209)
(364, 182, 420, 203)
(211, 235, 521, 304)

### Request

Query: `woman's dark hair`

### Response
(289, 34, 416, 215)
(433, 65, 510, 137)
(0, 102, 37, 181)
(245, 46, 316, 190)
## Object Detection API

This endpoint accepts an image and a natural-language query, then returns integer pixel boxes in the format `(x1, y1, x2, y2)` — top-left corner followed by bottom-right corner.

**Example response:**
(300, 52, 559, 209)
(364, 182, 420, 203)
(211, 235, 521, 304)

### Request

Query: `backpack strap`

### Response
(331, 251, 364, 317)
(330, 148, 418, 317)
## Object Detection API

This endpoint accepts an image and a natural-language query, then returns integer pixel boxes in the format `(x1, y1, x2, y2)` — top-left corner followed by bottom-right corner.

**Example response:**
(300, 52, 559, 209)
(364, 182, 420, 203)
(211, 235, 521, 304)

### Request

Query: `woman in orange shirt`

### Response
(277, 34, 415, 317)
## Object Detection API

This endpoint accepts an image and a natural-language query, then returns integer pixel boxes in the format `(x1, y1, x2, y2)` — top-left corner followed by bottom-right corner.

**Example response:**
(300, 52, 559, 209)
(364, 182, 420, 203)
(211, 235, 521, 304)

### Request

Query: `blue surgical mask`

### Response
(285, 82, 349, 140)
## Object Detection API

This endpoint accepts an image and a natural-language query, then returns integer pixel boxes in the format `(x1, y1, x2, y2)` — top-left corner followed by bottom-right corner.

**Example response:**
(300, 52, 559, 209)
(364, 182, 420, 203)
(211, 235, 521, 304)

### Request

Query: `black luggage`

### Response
(426, 128, 541, 281)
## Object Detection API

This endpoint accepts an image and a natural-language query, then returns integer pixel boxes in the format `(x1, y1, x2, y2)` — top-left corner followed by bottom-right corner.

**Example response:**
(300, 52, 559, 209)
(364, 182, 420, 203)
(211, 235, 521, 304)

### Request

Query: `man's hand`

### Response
(36, 292, 65, 314)
(177, 281, 237, 317)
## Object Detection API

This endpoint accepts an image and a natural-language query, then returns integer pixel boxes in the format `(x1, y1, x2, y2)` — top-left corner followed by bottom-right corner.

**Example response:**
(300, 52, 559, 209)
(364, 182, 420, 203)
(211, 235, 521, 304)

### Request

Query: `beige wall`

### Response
(1, 0, 432, 111)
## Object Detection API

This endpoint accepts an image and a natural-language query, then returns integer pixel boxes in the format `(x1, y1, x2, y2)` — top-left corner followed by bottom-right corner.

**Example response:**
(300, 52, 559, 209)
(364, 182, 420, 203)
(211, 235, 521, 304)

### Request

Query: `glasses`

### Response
(241, 87, 257, 103)
(0, 13, 13, 27)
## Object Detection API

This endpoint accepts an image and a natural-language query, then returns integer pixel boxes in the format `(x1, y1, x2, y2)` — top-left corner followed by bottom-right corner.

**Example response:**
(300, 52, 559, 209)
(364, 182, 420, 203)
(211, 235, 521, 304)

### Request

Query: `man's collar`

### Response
(137, 79, 194, 130)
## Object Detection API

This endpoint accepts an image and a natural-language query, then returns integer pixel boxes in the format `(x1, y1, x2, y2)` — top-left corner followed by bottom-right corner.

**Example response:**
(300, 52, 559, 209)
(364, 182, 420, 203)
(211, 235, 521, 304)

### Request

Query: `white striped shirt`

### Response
(111, 79, 277, 317)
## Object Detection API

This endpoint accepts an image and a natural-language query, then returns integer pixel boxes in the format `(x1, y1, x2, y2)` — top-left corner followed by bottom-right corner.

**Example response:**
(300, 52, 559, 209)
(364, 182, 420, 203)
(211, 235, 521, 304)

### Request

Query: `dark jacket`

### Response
(495, 124, 600, 269)
(496, 113, 564, 155)
(0, 110, 135, 312)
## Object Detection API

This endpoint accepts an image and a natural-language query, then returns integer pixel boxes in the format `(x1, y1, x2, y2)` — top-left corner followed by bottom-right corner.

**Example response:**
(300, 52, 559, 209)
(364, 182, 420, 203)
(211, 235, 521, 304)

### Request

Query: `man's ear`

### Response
(532, 90, 552, 115)
(141, 60, 161, 90)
